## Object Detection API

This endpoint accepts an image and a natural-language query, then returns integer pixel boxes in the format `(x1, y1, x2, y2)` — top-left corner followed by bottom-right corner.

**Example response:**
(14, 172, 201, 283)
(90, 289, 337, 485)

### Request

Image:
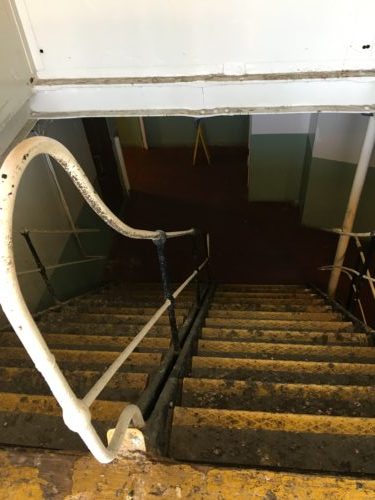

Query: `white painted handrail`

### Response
(322, 227, 375, 238)
(354, 236, 375, 302)
(319, 265, 375, 284)
(0, 136, 201, 463)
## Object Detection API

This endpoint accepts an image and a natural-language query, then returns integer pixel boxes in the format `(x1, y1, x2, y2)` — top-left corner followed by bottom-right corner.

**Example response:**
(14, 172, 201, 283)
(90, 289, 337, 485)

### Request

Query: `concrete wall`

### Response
(0, 0, 33, 157)
(302, 114, 375, 231)
(15, 0, 375, 79)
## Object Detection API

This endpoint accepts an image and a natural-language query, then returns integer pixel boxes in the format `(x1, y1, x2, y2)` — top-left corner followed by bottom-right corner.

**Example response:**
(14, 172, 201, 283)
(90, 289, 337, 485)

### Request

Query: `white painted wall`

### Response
(0, 0, 33, 156)
(15, 0, 375, 79)
(313, 114, 375, 166)
(252, 114, 311, 135)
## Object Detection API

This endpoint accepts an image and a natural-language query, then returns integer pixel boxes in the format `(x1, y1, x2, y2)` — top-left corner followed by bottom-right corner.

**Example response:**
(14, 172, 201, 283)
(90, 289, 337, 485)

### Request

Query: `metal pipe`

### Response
(21, 231, 59, 302)
(328, 115, 375, 297)
(322, 228, 375, 238)
(17, 256, 106, 276)
(23, 228, 100, 234)
(113, 136, 131, 193)
(138, 117, 149, 150)
(153, 231, 180, 352)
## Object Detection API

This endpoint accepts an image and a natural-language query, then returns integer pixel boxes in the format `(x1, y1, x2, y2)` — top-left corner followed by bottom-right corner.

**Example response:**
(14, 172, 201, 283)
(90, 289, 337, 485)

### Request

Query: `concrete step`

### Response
(0, 332, 171, 353)
(197, 340, 375, 363)
(0, 347, 161, 373)
(201, 327, 368, 346)
(205, 318, 353, 332)
(0, 392, 128, 450)
(91, 289, 195, 299)
(2, 448, 375, 499)
(209, 303, 331, 312)
(36, 322, 173, 337)
(64, 305, 188, 316)
(191, 356, 375, 385)
(43, 311, 185, 326)
(208, 310, 341, 321)
(217, 284, 308, 291)
(214, 292, 317, 299)
(73, 298, 195, 309)
(181, 378, 375, 417)
(0, 366, 148, 401)
(169, 407, 375, 473)
(211, 298, 326, 306)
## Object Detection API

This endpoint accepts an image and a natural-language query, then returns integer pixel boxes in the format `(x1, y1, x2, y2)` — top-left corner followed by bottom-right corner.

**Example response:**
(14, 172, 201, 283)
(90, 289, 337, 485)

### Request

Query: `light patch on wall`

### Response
(313, 114, 372, 164)
(252, 114, 311, 135)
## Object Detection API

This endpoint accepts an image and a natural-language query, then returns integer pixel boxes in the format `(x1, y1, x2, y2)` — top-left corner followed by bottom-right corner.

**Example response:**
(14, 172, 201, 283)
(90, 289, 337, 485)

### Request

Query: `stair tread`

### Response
(44, 312, 184, 325)
(173, 406, 375, 435)
(169, 407, 375, 472)
(201, 328, 368, 345)
(218, 284, 308, 290)
(205, 318, 353, 332)
(36, 322, 172, 336)
(181, 378, 375, 416)
(0, 332, 171, 352)
(191, 356, 375, 385)
(0, 347, 161, 372)
(198, 340, 375, 362)
(214, 292, 317, 298)
(0, 366, 148, 400)
(208, 310, 340, 320)
(65, 305, 188, 315)
(0, 392, 127, 421)
(211, 299, 326, 306)
(192, 356, 375, 374)
(209, 304, 331, 312)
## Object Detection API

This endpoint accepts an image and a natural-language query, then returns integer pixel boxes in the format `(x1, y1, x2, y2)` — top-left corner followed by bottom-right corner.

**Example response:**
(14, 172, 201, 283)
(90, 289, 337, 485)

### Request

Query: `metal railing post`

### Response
(204, 232, 212, 283)
(191, 229, 201, 305)
(153, 230, 181, 352)
(21, 231, 60, 304)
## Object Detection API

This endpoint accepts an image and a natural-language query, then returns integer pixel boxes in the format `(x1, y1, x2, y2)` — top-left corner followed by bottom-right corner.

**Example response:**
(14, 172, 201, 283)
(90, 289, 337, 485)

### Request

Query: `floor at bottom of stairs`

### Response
(2, 447, 375, 499)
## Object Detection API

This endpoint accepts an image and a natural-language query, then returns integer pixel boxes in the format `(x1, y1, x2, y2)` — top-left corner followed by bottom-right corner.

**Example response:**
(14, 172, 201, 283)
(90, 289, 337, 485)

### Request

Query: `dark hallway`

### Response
(111, 146, 338, 288)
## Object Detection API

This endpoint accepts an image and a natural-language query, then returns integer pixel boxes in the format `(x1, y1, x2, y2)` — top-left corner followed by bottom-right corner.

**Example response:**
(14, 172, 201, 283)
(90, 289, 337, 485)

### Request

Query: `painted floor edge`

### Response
(1, 448, 375, 499)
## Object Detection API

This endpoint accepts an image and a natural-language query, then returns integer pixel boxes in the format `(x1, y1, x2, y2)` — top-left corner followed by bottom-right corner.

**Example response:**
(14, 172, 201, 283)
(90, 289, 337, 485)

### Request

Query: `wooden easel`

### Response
(192, 119, 211, 166)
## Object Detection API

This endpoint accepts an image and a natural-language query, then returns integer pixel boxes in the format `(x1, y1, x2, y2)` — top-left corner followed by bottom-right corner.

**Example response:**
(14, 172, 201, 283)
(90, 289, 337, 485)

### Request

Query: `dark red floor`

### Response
(111, 146, 338, 290)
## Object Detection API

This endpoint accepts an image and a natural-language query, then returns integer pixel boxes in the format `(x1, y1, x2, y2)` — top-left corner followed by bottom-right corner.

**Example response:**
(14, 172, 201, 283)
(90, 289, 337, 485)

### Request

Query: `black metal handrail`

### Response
(153, 228, 210, 353)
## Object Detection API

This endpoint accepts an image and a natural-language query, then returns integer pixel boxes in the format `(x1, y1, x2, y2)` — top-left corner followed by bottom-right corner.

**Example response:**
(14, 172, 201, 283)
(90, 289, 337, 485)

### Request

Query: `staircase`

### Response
(169, 283, 375, 475)
(0, 283, 194, 450)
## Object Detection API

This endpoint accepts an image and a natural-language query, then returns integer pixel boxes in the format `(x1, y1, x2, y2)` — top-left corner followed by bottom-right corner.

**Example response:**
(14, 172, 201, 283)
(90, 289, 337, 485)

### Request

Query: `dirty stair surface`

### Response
(169, 284, 375, 475)
(0, 283, 192, 450)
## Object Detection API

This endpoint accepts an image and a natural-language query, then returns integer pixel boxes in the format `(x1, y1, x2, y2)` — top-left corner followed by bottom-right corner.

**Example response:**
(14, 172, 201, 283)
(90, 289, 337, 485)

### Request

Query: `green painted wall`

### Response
(117, 117, 143, 147)
(248, 134, 308, 202)
(302, 158, 375, 231)
(117, 116, 249, 147)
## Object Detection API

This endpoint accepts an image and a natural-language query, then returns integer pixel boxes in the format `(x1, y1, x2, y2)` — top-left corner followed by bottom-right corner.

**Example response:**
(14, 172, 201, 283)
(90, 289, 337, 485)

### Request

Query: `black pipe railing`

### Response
(153, 228, 210, 353)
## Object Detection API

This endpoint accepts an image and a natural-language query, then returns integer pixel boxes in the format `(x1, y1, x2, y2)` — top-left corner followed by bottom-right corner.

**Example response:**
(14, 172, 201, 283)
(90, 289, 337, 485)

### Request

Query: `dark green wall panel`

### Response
(302, 158, 375, 231)
(248, 134, 308, 202)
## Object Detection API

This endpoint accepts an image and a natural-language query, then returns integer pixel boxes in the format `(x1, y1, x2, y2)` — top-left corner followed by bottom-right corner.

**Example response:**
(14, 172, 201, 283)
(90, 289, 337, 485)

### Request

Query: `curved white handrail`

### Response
(0, 136, 196, 463)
